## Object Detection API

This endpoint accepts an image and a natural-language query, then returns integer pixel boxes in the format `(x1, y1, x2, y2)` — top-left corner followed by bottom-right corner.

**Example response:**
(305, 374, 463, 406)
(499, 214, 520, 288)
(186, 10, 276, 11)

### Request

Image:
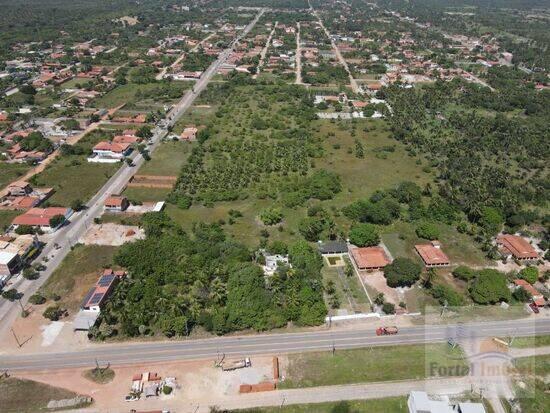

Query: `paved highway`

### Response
(0, 8, 265, 341)
(2, 318, 548, 372)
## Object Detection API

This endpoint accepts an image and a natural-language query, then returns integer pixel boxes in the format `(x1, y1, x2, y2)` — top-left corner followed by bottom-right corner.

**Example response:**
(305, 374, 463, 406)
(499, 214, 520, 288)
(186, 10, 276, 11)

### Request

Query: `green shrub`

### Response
(349, 223, 380, 247)
(384, 258, 421, 288)
(452, 266, 477, 281)
(43, 305, 64, 321)
(469, 269, 511, 304)
(518, 267, 538, 284)
(29, 293, 47, 305)
(382, 302, 395, 314)
(415, 222, 440, 240)
(259, 208, 283, 226)
(431, 284, 464, 306)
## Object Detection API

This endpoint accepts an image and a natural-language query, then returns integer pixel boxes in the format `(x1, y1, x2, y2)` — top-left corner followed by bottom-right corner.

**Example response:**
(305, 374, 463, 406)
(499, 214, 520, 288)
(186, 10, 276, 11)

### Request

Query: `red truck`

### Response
(376, 326, 398, 336)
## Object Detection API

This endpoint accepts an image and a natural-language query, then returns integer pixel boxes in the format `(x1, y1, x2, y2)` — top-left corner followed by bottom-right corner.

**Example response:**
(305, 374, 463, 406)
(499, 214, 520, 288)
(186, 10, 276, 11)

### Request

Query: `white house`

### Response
(263, 254, 290, 276)
(88, 141, 132, 163)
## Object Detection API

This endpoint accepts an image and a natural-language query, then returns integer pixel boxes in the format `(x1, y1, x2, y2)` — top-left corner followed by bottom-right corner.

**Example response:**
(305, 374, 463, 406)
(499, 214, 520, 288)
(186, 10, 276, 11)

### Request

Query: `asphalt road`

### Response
(2, 318, 548, 372)
(0, 8, 265, 341)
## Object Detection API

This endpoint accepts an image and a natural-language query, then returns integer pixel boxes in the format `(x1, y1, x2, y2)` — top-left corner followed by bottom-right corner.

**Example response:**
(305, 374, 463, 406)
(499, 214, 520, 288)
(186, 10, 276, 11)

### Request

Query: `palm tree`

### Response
(422, 269, 437, 289)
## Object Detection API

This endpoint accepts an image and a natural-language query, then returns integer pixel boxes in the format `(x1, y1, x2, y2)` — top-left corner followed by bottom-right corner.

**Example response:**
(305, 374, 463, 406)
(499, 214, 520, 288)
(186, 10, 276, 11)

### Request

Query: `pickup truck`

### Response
(221, 357, 251, 371)
(376, 326, 398, 336)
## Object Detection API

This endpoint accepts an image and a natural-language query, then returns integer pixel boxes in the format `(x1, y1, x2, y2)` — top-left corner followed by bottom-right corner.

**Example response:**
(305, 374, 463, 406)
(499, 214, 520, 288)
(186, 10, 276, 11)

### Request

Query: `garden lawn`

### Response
(41, 244, 118, 311)
(280, 344, 467, 388)
(236, 398, 408, 413)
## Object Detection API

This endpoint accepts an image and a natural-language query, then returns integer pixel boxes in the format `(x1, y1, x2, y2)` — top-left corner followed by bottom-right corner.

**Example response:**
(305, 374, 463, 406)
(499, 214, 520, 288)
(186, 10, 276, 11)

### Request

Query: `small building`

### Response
(496, 234, 538, 261)
(89, 141, 132, 163)
(350, 246, 390, 270)
(0, 251, 21, 277)
(180, 126, 198, 141)
(415, 241, 450, 267)
(5, 181, 32, 197)
(263, 254, 290, 276)
(317, 240, 348, 255)
(80, 269, 126, 312)
(104, 195, 129, 212)
(513, 279, 545, 307)
(11, 207, 72, 232)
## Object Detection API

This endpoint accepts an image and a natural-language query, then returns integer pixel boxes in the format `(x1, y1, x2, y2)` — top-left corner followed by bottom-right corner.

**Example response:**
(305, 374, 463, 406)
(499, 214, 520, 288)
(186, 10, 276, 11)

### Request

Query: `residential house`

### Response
(415, 241, 450, 267)
(80, 269, 126, 312)
(88, 141, 132, 163)
(104, 195, 129, 212)
(496, 234, 539, 261)
(350, 246, 391, 270)
(513, 279, 545, 307)
(318, 240, 348, 255)
(0, 251, 21, 278)
(263, 254, 290, 276)
(11, 207, 72, 232)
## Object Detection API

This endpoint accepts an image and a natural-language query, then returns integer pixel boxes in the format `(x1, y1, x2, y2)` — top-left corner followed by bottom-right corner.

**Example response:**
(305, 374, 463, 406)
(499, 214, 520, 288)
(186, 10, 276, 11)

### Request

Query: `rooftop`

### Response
(415, 242, 450, 265)
(12, 207, 70, 227)
(497, 234, 538, 259)
(351, 246, 390, 269)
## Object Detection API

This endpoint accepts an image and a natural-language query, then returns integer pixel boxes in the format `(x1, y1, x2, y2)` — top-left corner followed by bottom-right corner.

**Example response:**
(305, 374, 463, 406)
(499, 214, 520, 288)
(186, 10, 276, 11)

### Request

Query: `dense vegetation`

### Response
(92, 213, 326, 339)
(383, 76, 549, 243)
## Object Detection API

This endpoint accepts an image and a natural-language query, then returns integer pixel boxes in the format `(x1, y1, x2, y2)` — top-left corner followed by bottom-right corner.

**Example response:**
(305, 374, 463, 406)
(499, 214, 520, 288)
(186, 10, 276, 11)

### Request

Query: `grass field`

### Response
(513, 354, 550, 412)
(511, 335, 550, 348)
(173, 105, 216, 134)
(165, 116, 440, 248)
(0, 163, 32, 188)
(237, 398, 408, 413)
(123, 187, 171, 203)
(29, 130, 119, 206)
(381, 221, 489, 267)
(121, 140, 191, 203)
(137, 140, 191, 176)
(280, 344, 467, 388)
(41, 244, 118, 311)
(0, 377, 89, 413)
(93, 81, 191, 109)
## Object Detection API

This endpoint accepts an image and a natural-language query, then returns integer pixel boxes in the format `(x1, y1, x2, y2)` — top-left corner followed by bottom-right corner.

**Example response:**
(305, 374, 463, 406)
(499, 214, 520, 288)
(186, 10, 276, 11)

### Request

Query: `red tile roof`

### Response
(93, 141, 131, 153)
(497, 235, 538, 260)
(351, 247, 390, 269)
(513, 279, 543, 298)
(12, 207, 70, 227)
(415, 243, 450, 266)
(104, 195, 127, 208)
